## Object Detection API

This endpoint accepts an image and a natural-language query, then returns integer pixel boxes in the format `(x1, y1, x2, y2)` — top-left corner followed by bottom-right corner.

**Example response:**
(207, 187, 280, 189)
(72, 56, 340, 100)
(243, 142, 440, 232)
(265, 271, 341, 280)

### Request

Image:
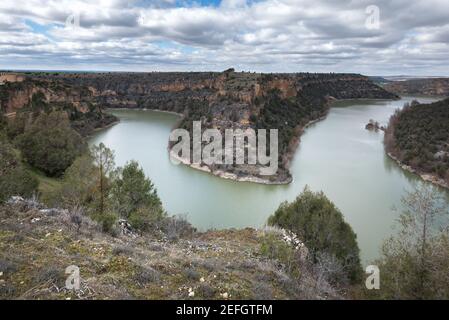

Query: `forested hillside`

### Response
(384, 98, 449, 187)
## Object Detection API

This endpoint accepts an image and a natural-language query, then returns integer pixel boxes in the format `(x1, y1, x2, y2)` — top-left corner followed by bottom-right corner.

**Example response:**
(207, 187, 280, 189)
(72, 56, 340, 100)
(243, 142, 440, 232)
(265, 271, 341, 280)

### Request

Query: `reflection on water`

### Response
(89, 96, 449, 262)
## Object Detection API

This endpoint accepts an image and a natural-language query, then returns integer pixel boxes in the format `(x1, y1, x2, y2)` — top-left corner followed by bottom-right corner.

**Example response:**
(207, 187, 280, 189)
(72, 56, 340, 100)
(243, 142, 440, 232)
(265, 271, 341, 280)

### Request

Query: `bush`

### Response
(184, 267, 200, 281)
(0, 134, 38, 202)
(16, 111, 85, 176)
(161, 215, 196, 240)
(112, 160, 165, 231)
(128, 207, 165, 232)
(33, 266, 65, 287)
(260, 232, 300, 278)
(133, 266, 160, 287)
(92, 211, 117, 234)
(55, 154, 98, 208)
(112, 244, 134, 256)
(251, 282, 274, 300)
(197, 283, 217, 299)
(268, 186, 362, 284)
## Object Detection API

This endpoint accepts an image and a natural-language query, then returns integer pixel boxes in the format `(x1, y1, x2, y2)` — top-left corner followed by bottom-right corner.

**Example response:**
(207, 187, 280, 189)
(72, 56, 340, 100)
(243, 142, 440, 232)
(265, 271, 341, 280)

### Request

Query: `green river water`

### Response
(89, 96, 449, 263)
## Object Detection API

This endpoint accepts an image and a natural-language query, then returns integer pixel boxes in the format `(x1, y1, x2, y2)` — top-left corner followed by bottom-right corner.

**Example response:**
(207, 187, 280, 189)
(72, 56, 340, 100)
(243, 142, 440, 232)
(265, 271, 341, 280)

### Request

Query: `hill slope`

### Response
(0, 198, 343, 300)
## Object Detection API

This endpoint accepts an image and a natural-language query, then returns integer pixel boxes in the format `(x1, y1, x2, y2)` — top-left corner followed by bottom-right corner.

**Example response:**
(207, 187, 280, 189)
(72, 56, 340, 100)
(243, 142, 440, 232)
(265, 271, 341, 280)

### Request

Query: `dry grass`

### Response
(0, 200, 342, 300)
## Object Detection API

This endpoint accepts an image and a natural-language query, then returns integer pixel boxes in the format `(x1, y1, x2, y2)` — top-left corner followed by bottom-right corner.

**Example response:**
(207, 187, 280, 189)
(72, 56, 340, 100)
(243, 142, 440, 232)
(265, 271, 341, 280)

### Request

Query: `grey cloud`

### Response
(0, 0, 448, 75)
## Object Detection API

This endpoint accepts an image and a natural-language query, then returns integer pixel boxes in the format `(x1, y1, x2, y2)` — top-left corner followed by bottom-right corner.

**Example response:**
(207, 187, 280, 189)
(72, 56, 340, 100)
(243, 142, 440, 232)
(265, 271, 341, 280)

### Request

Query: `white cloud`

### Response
(0, 0, 448, 75)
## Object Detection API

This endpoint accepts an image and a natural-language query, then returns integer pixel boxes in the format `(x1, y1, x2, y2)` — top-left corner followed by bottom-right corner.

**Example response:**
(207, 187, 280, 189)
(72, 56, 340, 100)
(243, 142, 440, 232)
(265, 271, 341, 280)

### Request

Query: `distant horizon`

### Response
(1, 68, 448, 79)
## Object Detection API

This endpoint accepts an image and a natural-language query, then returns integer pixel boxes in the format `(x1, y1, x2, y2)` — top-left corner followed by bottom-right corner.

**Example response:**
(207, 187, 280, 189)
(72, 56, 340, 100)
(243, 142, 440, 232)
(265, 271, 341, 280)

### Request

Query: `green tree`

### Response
(370, 184, 449, 299)
(268, 186, 362, 284)
(112, 160, 165, 231)
(55, 145, 117, 233)
(16, 111, 85, 176)
(91, 143, 115, 219)
(55, 154, 97, 208)
(29, 91, 49, 113)
(6, 112, 33, 139)
(0, 133, 38, 202)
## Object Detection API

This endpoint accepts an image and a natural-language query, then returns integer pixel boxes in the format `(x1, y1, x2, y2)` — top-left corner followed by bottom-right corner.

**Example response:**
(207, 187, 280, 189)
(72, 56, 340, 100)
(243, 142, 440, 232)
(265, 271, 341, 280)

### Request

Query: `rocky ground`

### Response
(0, 197, 342, 300)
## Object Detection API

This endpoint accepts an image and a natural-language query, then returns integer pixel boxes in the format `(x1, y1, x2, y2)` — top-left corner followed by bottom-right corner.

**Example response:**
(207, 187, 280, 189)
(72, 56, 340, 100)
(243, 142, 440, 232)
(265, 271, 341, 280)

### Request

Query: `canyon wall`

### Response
(0, 70, 398, 183)
(384, 78, 449, 97)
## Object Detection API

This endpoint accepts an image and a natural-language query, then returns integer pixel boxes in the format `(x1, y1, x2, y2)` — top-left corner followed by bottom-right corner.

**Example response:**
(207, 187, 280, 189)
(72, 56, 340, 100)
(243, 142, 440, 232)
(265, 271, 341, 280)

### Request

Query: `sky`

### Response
(0, 0, 448, 76)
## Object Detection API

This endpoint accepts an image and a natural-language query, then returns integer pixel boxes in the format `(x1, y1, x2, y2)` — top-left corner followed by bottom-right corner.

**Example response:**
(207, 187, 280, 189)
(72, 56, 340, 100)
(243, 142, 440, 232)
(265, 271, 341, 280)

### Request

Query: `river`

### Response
(89, 96, 449, 263)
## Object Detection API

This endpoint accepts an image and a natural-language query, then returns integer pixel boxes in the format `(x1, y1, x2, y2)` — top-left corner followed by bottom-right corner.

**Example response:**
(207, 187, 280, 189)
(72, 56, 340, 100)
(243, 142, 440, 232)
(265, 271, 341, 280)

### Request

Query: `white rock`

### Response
(200, 277, 205, 282)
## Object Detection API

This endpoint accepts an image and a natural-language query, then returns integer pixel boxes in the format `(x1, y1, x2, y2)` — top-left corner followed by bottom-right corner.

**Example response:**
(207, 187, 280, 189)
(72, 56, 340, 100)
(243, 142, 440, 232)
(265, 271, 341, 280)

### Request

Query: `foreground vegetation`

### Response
(0, 192, 356, 299)
(368, 184, 449, 299)
(268, 188, 362, 285)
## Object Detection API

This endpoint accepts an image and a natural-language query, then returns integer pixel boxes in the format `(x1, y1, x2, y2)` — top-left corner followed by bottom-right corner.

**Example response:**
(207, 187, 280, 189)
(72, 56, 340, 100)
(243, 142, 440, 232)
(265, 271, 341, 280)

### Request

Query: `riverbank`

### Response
(108, 107, 183, 117)
(169, 151, 293, 185)
(387, 152, 449, 190)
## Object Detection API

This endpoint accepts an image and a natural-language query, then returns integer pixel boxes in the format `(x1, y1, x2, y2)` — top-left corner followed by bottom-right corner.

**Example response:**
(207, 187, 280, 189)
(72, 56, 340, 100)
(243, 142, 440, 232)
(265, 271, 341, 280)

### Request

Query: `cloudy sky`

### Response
(0, 0, 448, 75)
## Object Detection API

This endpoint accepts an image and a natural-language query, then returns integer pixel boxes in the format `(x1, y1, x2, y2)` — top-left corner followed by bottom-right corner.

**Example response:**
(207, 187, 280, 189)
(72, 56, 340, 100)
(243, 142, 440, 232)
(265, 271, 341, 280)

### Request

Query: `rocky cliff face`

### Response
(384, 78, 449, 97)
(0, 73, 25, 85)
(0, 79, 94, 114)
(0, 78, 117, 136)
(1, 70, 398, 183)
